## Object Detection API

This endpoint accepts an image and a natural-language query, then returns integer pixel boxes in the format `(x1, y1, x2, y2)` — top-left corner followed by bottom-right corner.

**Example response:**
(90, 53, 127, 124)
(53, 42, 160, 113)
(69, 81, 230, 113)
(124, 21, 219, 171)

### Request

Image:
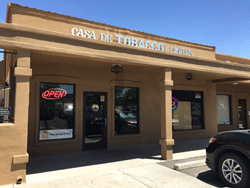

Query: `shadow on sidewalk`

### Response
(27, 139, 209, 175)
(197, 170, 226, 187)
(27, 146, 154, 174)
(173, 138, 209, 153)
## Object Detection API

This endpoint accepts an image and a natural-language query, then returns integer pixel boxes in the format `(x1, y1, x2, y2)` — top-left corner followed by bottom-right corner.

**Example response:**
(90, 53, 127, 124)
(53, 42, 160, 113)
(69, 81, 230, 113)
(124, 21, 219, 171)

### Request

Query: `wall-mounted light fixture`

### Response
(111, 64, 123, 74)
(185, 73, 194, 81)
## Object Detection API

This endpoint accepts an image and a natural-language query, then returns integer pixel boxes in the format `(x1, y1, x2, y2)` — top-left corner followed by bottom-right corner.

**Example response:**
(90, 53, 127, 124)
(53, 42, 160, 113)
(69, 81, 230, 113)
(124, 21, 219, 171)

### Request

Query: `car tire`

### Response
(218, 153, 250, 188)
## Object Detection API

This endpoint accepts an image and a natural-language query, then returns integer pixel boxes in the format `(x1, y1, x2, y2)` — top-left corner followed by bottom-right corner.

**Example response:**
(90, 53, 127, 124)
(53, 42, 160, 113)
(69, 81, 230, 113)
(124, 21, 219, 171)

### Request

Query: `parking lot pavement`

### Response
(158, 156, 228, 188)
(181, 166, 228, 187)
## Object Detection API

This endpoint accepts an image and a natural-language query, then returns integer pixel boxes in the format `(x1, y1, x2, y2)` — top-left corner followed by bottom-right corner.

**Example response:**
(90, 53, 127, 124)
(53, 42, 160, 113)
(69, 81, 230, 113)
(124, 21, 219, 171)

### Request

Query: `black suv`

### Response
(206, 130, 250, 188)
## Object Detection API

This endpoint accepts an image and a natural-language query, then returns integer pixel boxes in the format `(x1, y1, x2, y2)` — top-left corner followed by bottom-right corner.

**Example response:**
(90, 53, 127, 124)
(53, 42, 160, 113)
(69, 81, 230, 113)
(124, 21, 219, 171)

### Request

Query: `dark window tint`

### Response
(39, 82, 75, 141)
(172, 90, 204, 131)
(115, 87, 139, 135)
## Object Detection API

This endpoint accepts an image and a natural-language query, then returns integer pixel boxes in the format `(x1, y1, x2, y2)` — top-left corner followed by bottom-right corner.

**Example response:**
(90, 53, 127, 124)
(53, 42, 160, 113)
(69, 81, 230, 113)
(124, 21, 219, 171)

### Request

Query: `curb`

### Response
(173, 149, 206, 160)
(174, 159, 206, 170)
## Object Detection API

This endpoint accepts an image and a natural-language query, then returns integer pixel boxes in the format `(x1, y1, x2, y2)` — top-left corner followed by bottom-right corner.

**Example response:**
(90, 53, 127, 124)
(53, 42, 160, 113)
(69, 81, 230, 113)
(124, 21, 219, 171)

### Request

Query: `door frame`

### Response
(83, 91, 107, 151)
(238, 98, 248, 129)
(236, 92, 248, 130)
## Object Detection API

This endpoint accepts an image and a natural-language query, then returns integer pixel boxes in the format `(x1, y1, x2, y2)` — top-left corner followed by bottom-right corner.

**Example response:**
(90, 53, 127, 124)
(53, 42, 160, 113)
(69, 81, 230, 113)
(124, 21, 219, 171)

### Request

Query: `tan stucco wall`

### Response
(8, 4, 216, 60)
(0, 123, 27, 185)
(216, 83, 250, 132)
(0, 50, 30, 186)
(172, 74, 218, 141)
(216, 53, 250, 66)
(28, 58, 162, 156)
(27, 54, 226, 156)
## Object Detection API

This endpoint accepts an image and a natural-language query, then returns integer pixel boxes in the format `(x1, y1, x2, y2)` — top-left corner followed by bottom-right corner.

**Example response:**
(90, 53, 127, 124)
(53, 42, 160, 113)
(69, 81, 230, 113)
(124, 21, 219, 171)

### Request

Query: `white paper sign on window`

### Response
(217, 95, 230, 125)
(39, 129, 73, 140)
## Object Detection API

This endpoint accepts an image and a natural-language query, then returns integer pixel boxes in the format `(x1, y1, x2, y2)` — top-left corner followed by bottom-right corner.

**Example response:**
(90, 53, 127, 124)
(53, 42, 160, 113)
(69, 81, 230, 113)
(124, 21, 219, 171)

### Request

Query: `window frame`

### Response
(114, 86, 140, 136)
(110, 80, 143, 139)
(217, 94, 232, 126)
(33, 76, 81, 147)
(172, 89, 205, 131)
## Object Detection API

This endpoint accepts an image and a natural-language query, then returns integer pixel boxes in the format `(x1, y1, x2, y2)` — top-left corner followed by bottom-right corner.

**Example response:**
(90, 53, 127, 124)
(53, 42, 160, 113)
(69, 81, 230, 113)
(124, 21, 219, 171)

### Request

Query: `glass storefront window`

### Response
(115, 86, 139, 135)
(39, 82, 75, 141)
(172, 90, 204, 131)
(217, 95, 231, 125)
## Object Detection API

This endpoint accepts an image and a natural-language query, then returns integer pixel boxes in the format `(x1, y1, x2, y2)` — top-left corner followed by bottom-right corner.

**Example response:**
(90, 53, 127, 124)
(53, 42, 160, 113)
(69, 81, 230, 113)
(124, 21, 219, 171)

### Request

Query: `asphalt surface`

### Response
(182, 166, 227, 188)
(158, 157, 228, 188)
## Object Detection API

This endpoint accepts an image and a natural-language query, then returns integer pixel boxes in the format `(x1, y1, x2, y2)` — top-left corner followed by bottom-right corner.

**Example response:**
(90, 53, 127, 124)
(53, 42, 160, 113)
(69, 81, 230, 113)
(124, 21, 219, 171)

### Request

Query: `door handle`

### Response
(105, 118, 107, 126)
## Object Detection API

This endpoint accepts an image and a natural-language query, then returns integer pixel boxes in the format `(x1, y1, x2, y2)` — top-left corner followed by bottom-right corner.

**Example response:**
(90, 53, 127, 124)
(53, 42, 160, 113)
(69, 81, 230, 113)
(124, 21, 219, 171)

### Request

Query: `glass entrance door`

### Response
(238, 99, 247, 129)
(83, 92, 107, 150)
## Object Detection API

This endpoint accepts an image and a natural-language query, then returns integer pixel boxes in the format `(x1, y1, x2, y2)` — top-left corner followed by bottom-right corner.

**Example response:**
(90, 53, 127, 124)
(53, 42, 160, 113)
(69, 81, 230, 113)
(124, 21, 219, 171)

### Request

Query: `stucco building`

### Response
(1, 3, 250, 186)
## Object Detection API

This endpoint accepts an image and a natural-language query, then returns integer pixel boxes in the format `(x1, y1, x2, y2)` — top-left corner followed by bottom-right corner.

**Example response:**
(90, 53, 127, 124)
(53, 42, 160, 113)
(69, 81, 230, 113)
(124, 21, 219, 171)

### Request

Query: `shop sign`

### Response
(0, 107, 11, 116)
(42, 88, 67, 100)
(71, 28, 193, 56)
(172, 97, 178, 111)
(39, 129, 73, 140)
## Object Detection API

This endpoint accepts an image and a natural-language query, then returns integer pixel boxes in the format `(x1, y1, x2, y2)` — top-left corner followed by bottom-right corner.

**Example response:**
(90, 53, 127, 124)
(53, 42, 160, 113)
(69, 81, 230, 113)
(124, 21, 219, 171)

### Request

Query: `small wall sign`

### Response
(0, 107, 11, 116)
(39, 129, 73, 140)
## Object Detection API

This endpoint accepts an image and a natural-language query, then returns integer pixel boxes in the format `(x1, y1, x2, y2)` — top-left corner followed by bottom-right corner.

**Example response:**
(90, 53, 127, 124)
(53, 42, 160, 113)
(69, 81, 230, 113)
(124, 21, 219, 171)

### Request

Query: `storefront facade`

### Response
(1, 3, 250, 185)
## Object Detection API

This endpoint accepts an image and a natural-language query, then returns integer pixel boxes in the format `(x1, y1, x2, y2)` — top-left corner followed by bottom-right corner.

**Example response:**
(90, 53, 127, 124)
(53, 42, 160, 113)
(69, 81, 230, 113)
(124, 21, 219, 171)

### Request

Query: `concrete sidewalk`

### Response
(2, 139, 212, 188)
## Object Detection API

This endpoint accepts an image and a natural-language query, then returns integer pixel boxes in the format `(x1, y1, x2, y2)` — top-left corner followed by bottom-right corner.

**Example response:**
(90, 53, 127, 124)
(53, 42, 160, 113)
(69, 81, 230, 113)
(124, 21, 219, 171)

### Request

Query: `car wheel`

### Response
(218, 153, 250, 188)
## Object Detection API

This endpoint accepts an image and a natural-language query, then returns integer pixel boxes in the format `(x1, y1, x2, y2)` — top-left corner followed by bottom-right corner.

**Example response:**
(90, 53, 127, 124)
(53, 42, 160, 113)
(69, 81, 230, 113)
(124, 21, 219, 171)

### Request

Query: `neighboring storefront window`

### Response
(217, 95, 231, 125)
(39, 82, 75, 141)
(172, 90, 204, 131)
(115, 86, 139, 135)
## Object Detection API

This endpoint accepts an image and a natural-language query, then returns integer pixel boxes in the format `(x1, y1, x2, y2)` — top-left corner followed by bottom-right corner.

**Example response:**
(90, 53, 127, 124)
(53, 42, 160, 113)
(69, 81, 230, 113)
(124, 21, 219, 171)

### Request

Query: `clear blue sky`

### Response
(0, 0, 249, 59)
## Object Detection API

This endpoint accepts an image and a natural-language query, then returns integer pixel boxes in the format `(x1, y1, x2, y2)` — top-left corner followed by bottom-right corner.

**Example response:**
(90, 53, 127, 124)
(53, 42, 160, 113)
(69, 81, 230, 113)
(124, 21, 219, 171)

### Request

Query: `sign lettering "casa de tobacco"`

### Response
(71, 28, 193, 56)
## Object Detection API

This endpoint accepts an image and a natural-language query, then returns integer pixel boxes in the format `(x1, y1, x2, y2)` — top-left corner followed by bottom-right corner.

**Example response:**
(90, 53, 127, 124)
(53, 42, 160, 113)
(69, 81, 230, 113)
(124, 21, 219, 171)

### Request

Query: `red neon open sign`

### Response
(42, 88, 67, 100)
